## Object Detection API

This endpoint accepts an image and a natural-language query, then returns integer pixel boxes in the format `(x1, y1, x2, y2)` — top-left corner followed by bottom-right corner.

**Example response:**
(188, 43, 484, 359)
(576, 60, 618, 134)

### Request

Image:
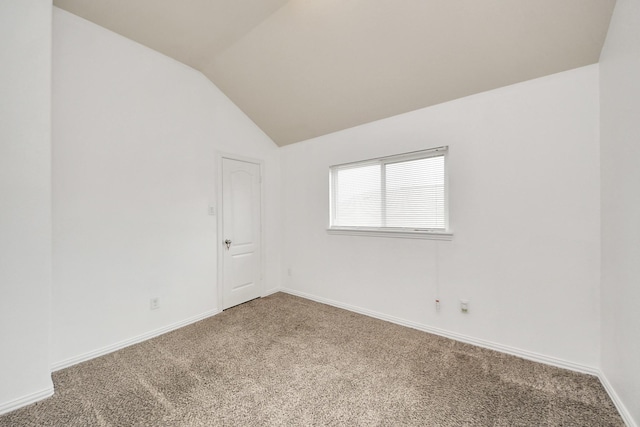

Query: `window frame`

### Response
(328, 146, 452, 240)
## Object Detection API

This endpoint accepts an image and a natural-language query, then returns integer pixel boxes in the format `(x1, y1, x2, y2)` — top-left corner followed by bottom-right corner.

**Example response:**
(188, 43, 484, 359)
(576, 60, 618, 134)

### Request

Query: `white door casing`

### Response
(220, 157, 262, 310)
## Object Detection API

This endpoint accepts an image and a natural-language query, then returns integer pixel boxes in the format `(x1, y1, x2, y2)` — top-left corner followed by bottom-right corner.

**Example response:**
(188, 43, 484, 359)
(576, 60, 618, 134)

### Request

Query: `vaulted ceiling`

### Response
(53, 0, 616, 146)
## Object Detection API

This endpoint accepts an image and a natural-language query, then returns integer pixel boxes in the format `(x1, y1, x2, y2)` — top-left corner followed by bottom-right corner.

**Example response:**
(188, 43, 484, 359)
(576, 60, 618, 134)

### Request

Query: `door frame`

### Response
(216, 151, 266, 312)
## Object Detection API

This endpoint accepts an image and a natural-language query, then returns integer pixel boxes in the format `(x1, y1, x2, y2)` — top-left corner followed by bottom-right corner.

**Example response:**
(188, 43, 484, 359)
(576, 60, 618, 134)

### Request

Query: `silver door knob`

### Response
(224, 239, 232, 250)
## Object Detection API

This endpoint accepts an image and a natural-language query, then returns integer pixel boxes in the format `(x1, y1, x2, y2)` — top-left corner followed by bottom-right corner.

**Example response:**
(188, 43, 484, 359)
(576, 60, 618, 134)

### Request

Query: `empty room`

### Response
(1, 0, 639, 425)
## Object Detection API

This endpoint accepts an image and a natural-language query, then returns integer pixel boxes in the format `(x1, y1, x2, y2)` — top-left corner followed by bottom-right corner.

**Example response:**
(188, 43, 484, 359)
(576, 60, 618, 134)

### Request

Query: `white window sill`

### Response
(326, 227, 453, 240)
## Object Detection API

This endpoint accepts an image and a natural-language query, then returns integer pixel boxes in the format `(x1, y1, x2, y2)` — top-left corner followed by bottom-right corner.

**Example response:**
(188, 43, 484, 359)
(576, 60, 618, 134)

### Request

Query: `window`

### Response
(328, 147, 451, 239)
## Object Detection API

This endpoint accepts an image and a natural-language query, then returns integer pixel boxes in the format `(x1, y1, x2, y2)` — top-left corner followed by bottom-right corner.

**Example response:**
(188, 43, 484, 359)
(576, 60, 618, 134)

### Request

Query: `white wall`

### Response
(0, 0, 54, 413)
(281, 65, 601, 369)
(52, 8, 281, 366)
(600, 0, 640, 424)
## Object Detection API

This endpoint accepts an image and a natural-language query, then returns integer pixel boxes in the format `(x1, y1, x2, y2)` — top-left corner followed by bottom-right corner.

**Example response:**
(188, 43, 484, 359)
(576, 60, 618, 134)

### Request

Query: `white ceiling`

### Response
(53, 0, 616, 146)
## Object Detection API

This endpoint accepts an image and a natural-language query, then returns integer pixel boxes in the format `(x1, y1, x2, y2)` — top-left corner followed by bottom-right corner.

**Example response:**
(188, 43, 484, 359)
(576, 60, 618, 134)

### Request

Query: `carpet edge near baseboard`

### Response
(0, 385, 54, 417)
(598, 371, 638, 427)
(50, 308, 219, 372)
(280, 288, 637, 426)
(46, 287, 635, 427)
(279, 288, 597, 374)
(50, 288, 285, 373)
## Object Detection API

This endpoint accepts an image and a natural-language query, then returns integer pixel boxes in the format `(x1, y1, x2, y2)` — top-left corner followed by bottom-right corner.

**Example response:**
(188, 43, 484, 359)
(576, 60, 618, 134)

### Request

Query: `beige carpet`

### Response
(0, 293, 623, 426)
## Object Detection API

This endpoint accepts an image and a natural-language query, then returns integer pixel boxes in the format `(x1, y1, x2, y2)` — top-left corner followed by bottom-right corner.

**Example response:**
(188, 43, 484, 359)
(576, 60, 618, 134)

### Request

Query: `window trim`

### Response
(328, 146, 452, 240)
(326, 227, 453, 240)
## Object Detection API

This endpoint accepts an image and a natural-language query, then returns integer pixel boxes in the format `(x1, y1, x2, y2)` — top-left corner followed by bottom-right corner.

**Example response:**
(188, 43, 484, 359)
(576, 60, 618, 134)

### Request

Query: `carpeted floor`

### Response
(0, 293, 623, 426)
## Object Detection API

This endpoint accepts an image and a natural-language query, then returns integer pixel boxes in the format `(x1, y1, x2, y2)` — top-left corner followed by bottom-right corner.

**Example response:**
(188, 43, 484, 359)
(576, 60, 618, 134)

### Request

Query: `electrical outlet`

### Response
(460, 300, 469, 313)
(435, 299, 441, 311)
(287, 268, 292, 277)
(150, 297, 160, 310)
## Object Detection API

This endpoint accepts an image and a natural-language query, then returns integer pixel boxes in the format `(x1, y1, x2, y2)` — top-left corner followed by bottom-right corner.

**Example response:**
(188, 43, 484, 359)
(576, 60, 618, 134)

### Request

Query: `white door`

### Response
(222, 158, 262, 309)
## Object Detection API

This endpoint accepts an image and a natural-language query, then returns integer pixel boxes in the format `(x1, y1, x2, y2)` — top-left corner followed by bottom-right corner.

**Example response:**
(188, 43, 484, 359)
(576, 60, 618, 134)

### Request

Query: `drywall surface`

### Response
(600, 0, 640, 424)
(281, 65, 601, 368)
(0, 0, 54, 412)
(52, 8, 281, 365)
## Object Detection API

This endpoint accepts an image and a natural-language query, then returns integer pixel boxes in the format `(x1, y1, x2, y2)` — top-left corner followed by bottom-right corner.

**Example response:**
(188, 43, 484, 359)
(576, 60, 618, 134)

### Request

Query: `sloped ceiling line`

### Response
(53, 0, 616, 146)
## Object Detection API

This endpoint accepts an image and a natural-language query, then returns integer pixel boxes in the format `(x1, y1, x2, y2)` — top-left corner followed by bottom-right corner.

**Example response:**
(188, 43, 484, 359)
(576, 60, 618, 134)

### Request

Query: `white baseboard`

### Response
(51, 308, 219, 372)
(281, 289, 639, 425)
(280, 288, 598, 376)
(52, 290, 284, 373)
(598, 371, 637, 427)
(0, 385, 54, 416)
(44, 288, 634, 426)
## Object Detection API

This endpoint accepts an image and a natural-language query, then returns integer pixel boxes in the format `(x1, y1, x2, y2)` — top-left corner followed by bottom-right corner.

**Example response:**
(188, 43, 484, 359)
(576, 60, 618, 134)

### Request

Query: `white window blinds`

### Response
(330, 147, 447, 231)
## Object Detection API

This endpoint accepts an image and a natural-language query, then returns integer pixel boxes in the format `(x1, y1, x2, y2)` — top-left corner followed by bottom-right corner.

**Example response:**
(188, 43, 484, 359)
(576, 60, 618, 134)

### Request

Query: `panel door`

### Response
(222, 158, 262, 309)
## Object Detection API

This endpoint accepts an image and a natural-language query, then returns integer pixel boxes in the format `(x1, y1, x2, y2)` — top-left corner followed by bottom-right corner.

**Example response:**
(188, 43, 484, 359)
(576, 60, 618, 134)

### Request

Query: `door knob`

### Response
(224, 239, 232, 250)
